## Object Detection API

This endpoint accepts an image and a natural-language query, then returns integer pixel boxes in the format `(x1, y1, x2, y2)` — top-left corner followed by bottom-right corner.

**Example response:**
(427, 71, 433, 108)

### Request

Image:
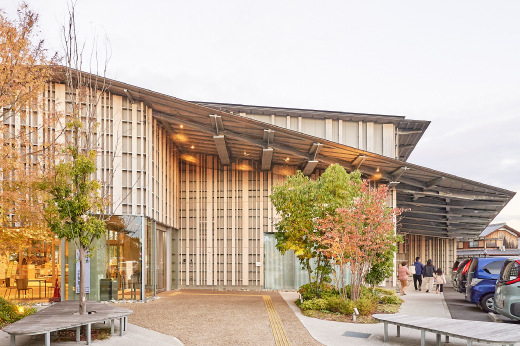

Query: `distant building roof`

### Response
(478, 223, 520, 238)
(457, 248, 520, 257)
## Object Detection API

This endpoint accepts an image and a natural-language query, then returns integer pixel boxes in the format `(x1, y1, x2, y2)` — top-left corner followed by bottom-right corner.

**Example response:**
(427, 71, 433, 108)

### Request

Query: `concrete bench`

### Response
(373, 314, 520, 346)
(3, 301, 132, 346)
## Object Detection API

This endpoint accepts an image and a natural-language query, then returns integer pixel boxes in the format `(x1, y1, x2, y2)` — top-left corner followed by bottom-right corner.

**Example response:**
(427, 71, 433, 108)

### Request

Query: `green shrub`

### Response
(298, 283, 339, 301)
(381, 294, 403, 305)
(375, 287, 396, 296)
(343, 284, 373, 300)
(355, 297, 378, 316)
(0, 298, 36, 327)
(324, 297, 355, 315)
(300, 298, 328, 311)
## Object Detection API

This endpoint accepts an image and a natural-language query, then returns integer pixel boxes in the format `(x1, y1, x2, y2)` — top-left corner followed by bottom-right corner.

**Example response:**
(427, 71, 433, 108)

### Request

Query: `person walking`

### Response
(423, 259, 436, 293)
(435, 268, 446, 294)
(413, 257, 425, 291)
(398, 262, 410, 296)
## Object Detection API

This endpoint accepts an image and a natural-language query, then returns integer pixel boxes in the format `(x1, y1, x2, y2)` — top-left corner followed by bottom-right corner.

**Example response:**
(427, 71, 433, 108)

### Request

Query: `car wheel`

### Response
(480, 293, 495, 313)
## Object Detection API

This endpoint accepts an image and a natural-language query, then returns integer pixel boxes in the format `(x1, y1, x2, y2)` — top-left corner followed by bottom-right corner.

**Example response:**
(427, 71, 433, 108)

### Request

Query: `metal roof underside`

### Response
(194, 101, 430, 162)
(53, 71, 516, 240)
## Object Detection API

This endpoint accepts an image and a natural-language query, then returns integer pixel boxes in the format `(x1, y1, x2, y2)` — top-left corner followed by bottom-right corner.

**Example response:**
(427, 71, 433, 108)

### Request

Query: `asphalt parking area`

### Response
(114, 290, 323, 346)
(443, 285, 518, 323)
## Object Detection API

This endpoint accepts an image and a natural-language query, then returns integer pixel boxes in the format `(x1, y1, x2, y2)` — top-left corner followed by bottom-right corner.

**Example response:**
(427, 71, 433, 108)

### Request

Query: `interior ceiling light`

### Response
(191, 145, 194, 149)
(172, 133, 187, 142)
(376, 167, 380, 172)
(180, 125, 183, 128)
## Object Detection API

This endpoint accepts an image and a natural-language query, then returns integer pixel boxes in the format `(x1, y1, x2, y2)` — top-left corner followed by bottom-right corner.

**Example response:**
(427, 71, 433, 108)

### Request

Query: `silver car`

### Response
(494, 257, 520, 321)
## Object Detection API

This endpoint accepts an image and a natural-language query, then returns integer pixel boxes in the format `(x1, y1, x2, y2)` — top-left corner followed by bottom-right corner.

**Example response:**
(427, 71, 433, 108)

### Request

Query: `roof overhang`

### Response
(194, 101, 430, 161)
(52, 68, 516, 240)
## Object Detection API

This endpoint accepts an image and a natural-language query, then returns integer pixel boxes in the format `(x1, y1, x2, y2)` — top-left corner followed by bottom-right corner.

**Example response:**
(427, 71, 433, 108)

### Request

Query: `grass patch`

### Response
(55, 327, 111, 342)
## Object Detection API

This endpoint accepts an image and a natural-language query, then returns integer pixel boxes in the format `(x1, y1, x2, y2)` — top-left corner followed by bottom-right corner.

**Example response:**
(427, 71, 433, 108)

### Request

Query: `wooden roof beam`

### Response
(154, 113, 311, 161)
(425, 177, 445, 188)
(302, 143, 322, 175)
(209, 115, 231, 165)
(213, 135, 231, 165)
(351, 155, 366, 170)
(398, 129, 423, 135)
(261, 148, 273, 171)
(123, 89, 135, 104)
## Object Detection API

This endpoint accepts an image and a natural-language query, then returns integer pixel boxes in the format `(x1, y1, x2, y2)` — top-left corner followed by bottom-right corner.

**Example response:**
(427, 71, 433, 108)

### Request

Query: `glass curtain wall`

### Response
(66, 216, 143, 301)
(156, 229, 167, 292)
(145, 218, 155, 298)
(264, 233, 351, 290)
(1, 238, 63, 302)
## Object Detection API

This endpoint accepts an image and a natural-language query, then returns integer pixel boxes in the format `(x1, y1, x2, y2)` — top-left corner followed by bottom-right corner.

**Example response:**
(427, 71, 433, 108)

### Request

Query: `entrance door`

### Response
(156, 228, 167, 292)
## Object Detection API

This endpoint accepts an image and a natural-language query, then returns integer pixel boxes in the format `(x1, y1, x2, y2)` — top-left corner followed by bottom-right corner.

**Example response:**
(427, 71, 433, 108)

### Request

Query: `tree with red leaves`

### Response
(313, 181, 403, 301)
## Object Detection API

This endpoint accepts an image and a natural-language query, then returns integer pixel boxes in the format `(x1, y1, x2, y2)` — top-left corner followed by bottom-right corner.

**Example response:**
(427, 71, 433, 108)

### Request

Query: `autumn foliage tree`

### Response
(313, 181, 403, 301)
(0, 3, 59, 251)
(270, 165, 362, 293)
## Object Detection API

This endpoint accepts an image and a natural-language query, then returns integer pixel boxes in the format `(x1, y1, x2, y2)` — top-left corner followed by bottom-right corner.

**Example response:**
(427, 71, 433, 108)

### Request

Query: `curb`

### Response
(440, 293, 452, 319)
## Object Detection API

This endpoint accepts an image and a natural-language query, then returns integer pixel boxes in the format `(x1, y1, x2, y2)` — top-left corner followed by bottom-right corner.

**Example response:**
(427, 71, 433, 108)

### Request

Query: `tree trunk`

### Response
(79, 244, 87, 315)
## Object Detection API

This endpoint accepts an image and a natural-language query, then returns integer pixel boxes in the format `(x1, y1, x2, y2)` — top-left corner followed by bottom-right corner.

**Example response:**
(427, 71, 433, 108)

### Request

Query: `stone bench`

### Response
(373, 314, 520, 346)
(3, 301, 132, 346)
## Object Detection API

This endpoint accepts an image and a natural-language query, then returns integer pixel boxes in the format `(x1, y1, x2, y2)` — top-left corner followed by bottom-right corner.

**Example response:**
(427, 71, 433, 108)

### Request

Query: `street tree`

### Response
(42, 1, 113, 315)
(270, 164, 362, 294)
(314, 181, 403, 301)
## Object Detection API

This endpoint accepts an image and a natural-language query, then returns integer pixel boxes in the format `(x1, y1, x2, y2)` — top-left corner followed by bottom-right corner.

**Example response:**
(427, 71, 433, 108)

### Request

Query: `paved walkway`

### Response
(0, 287, 512, 346)
(281, 288, 505, 346)
(115, 290, 322, 346)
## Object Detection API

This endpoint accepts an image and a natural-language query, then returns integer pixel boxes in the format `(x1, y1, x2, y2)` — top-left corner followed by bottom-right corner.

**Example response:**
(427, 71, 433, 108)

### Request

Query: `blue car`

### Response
(465, 257, 508, 313)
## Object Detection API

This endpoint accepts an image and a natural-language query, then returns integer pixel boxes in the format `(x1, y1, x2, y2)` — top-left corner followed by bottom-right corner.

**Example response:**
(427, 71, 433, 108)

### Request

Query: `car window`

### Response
(468, 259, 478, 273)
(482, 260, 505, 275)
(502, 261, 519, 281)
(458, 260, 470, 273)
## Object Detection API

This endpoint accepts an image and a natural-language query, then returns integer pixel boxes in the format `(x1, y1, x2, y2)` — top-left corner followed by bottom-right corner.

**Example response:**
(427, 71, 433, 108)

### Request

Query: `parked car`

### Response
(451, 260, 460, 284)
(465, 257, 507, 312)
(495, 257, 520, 321)
(454, 258, 471, 292)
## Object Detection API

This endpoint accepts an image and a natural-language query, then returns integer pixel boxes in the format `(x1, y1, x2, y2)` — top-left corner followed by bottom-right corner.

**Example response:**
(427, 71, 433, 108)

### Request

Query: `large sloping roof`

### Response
(194, 101, 430, 162)
(53, 70, 516, 239)
(478, 223, 520, 238)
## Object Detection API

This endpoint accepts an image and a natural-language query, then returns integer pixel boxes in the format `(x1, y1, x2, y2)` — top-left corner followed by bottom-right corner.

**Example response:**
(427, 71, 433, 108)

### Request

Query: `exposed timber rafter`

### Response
(302, 143, 322, 175)
(123, 89, 135, 104)
(398, 188, 508, 201)
(262, 129, 275, 170)
(351, 155, 366, 170)
(399, 144, 415, 149)
(397, 200, 505, 208)
(389, 166, 408, 188)
(154, 113, 312, 161)
(209, 114, 230, 165)
(398, 129, 423, 135)
(425, 177, 445, 188)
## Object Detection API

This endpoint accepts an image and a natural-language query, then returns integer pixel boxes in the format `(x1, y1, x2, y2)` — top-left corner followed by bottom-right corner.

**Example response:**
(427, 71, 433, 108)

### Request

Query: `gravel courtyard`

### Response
(114, 290, 323, 346)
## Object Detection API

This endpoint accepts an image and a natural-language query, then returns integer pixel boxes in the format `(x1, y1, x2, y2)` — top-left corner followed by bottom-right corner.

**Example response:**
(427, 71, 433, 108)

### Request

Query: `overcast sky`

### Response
(3, 0, 519, 229)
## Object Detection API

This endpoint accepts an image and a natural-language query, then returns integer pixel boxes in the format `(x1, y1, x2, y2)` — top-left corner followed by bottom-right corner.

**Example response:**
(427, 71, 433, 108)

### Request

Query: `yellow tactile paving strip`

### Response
(173, 292, 292, 346)
(263, 295, 292, 346)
